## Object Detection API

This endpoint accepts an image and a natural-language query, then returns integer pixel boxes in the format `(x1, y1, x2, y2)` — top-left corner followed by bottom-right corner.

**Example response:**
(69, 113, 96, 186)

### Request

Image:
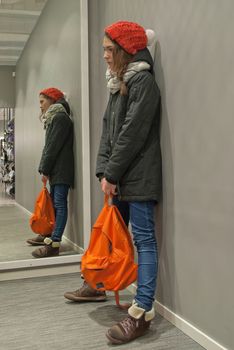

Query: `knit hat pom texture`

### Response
(145, 29, 156, 46)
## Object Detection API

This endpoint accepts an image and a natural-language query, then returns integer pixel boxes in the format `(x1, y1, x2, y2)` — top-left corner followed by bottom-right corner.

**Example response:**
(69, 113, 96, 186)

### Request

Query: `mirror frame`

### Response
(0, 0, 90, 272)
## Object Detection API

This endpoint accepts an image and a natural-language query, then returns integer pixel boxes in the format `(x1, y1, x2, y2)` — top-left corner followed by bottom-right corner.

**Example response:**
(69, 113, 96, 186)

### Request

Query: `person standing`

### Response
(27, 87, 74, 258)
(65, 21, 162, 344)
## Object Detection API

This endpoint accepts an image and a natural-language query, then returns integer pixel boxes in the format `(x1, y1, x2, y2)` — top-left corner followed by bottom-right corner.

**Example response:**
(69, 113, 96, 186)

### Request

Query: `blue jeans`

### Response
(50, 184, 70, 242)
(113, 198, 158, 312)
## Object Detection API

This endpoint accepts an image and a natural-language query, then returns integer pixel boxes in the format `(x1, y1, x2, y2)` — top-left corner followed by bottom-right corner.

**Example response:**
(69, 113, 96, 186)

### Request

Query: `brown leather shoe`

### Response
(64, 281, 107, 301)
(32, 239, 60, 258)
(27, 235, 49, 246)
(106, 302, 155, 344)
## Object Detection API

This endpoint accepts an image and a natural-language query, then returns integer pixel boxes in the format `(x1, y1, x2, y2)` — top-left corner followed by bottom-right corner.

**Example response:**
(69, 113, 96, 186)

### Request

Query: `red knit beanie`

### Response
(39, 87, 64, 101)
(105, 21, 147, 55)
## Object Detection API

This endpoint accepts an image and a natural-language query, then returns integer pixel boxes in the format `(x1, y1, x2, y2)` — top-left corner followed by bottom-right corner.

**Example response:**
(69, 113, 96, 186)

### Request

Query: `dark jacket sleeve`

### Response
(104, 72, 160, 184)
(95, 104, 111, 178)
(39, 113, 71, 175)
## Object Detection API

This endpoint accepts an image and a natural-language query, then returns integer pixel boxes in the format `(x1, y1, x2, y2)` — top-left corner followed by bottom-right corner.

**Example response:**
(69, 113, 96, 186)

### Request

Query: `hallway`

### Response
(0, 184, 80, 262)
(0, 182, 15, 205)
(0, 273, 204, 350)
(0, 183, 29, 262)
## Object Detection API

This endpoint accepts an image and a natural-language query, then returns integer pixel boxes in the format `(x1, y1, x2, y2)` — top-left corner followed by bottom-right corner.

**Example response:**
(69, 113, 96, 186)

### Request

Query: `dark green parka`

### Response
(39, 98, 74, 187)
(96, 48, 162, 202)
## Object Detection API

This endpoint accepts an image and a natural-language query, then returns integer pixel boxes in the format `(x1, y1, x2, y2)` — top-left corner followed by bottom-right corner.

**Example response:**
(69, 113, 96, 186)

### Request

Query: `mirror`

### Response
(0, 0, 90, 267)
(0, 104, 83, 263)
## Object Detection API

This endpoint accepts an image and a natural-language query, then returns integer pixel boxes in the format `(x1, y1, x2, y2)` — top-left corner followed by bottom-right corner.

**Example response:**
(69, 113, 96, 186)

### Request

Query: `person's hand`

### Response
(41, 175, 48, 183)
(101, 178, 117, 196)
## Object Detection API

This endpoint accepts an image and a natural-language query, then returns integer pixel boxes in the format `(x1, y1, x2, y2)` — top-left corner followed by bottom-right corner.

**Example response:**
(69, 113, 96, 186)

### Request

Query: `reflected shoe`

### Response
(106, 301, 155, 344)
(31, 238, 60, 258)
(26, 235, 49, 246)
(64, 281, 107, 302)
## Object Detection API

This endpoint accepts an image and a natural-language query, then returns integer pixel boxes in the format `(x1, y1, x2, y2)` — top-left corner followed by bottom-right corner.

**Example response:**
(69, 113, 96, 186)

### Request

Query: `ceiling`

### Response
(0, 0, 47, 66)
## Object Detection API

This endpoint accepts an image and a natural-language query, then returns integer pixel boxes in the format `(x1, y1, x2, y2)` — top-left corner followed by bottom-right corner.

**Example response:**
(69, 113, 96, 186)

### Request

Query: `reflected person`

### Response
(27, 87, 74, 258)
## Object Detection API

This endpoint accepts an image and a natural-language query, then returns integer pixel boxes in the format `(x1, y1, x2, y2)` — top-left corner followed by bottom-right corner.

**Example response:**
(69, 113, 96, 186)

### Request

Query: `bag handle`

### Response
(104, 194, 112, 206)
(114, 291, 131, 310)
(42, 178, 47, 187)
(105, 195, 132, 309)
(38, 178, 51, 218)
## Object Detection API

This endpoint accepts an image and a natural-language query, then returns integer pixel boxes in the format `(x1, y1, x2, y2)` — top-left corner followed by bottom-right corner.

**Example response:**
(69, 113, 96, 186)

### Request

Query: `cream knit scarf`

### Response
(106, 61, 150, 94)
(41, 103, 68, 129)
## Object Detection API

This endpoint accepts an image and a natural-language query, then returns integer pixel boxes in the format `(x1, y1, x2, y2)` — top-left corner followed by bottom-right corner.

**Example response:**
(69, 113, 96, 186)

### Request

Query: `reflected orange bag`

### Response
(29, 179, 55, 235)
(81, 195, 137, 308)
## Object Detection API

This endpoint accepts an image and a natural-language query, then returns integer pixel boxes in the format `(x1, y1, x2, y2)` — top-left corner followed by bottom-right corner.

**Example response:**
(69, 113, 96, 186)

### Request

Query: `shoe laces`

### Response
(119, 315, 137, 332)
(76, 281, 87, 293)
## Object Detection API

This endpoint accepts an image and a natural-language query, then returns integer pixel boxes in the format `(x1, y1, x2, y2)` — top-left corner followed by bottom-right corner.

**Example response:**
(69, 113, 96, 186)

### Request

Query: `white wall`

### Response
(88, 1, 234, 349)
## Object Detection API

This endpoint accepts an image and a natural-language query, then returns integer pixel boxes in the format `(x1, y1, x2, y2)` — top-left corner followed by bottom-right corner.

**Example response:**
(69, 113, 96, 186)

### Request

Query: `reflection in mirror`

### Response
(0, 0, 87, 265)
(0, 190, 81, 263)
(0, 108, 15, 199)
(0, 110, 81, 264)
(0, 104, 80, 262)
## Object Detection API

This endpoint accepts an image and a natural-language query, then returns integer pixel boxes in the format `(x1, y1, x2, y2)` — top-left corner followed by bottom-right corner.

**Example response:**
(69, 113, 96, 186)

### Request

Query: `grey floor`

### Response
(0, 184, 79, 262)
(0, 273, 205, 350)
(0, 183, 15, 206)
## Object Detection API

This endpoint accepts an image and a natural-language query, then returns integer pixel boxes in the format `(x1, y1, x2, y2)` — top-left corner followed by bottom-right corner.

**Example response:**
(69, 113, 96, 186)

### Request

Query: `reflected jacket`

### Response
(38, 98, 74, 187)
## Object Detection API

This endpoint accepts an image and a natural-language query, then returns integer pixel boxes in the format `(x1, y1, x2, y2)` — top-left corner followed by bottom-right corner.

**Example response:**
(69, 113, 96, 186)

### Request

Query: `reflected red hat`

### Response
(105, 21, 147, 55)
(39, 87, 64, 101)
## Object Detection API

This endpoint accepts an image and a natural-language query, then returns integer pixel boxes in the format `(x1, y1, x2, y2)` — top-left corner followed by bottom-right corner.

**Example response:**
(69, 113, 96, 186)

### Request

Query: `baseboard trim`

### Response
(0, 263, 81, 281)
(14, 201, 32, 216)
(63, 235, 84, 254)
(155, 301, 228, 350)
(0, 254, 82, 271)
(127, 284, 228, 350)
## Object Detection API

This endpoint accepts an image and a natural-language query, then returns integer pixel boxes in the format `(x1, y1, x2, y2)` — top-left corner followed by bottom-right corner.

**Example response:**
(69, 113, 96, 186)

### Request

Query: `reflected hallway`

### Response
(0, 183, 78, 262)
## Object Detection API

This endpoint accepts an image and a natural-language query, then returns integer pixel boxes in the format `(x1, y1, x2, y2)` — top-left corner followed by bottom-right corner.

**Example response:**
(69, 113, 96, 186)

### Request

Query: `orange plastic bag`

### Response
(81, 195, 137, 308)
(29, 179, 55, 235)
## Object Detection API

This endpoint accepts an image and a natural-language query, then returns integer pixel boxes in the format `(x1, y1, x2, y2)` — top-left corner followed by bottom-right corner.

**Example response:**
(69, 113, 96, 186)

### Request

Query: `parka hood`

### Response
(57, 98, 70, 115)
(133, 48, 154, 74)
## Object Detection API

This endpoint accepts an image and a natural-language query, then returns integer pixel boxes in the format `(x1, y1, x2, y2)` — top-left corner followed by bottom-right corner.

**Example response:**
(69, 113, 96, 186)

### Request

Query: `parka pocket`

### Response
(121, 151, 144, 184)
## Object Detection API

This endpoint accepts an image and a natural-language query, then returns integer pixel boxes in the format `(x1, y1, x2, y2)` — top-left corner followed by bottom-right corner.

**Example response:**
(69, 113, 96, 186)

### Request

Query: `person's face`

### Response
(103, 36, 115, 71)
(39, 95, 54, 114)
